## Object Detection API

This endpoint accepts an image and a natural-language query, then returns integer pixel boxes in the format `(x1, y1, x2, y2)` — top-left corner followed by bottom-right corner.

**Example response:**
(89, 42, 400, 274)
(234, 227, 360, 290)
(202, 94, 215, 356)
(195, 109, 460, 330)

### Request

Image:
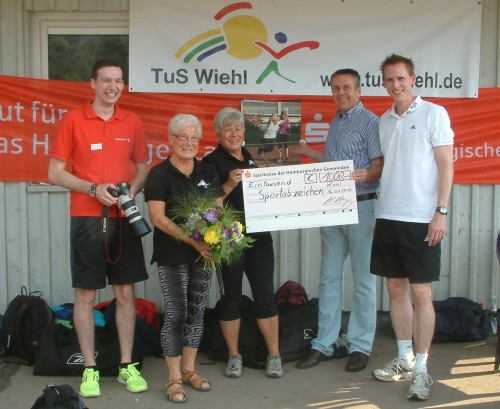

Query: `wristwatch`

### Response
(89, 183, 98, 198)
(435, 206, 448, 215)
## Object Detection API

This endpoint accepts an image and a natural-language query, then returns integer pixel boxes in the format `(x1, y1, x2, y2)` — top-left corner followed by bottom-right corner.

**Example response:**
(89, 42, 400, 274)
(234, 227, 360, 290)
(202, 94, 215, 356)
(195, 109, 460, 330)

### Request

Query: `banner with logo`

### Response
(129, 0, 481, 98)
(0, 76, 498, 184)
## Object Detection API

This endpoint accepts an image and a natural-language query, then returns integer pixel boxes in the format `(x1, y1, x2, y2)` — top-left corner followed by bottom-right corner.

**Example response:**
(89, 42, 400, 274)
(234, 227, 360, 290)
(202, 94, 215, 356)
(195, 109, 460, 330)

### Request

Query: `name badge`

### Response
(91, 143, 102, 151)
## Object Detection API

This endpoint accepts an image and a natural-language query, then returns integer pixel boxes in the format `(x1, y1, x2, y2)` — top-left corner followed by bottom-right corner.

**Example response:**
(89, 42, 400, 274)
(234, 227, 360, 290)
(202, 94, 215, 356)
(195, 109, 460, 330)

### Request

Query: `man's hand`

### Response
(426, 213, 447, 246)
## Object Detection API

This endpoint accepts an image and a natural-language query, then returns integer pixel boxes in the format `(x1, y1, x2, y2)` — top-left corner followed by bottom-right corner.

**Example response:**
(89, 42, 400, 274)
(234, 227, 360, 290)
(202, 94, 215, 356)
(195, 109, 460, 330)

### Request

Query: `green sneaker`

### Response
(117, 362, 148, 393)
(80, 367, 101, 398)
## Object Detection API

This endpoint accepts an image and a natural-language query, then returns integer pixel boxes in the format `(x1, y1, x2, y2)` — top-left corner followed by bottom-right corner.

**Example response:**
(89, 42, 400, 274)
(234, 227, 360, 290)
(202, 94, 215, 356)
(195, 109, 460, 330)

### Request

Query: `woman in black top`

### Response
(144, 114, 223, 403)
(203, 107, 282, 379)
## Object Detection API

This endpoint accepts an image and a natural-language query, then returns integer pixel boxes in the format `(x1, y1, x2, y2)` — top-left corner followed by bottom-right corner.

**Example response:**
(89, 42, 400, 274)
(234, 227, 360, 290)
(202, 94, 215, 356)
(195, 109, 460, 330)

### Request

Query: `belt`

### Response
(356, 192, 377, 202)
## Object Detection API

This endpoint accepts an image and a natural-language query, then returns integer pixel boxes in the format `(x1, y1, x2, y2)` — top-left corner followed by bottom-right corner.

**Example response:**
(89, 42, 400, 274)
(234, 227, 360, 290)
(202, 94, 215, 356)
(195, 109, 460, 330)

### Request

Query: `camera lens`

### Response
(119, 195, 152, 237)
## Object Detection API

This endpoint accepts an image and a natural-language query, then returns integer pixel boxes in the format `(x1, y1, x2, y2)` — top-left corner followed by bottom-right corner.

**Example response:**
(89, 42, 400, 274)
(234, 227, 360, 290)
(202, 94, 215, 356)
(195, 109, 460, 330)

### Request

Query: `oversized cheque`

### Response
(241, 160, 359, 233)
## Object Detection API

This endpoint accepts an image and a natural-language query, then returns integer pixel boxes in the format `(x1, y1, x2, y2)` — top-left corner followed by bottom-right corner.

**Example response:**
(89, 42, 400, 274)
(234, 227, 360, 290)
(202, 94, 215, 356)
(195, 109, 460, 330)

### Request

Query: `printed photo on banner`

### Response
(241, 99, 302, 167)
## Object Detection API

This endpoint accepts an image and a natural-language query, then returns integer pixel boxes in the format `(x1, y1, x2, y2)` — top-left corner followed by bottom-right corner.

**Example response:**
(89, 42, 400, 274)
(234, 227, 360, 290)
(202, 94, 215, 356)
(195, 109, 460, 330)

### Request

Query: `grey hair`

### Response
(270, 114, 279, 121)
(168, 114, 202, 139)
(213, 107, 245, 136)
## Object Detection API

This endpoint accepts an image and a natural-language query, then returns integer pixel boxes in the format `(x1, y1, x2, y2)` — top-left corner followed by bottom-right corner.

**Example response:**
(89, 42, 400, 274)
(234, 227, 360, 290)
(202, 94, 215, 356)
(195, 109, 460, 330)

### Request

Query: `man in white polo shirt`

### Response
(371, 54, 454, 402)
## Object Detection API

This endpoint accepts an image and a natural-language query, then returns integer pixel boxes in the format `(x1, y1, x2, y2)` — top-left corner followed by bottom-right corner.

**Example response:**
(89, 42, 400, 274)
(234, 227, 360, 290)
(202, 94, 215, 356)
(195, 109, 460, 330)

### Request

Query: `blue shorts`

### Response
(70, 216, 148, 289)
(370, 218, 441, 284)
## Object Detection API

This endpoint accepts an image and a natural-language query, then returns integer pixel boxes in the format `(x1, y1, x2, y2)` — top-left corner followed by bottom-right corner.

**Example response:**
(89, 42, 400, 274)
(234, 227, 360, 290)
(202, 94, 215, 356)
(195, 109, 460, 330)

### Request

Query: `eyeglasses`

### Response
(172, 134, 200, 144)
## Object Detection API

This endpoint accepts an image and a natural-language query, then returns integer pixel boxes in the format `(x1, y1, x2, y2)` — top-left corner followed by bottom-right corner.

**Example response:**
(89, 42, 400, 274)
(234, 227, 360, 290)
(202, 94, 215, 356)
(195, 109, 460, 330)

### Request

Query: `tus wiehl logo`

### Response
(175, 1, 320, 84)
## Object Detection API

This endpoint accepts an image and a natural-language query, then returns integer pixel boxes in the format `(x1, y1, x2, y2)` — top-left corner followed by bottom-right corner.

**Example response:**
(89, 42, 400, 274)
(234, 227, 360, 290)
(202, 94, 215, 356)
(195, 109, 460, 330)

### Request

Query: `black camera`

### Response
(107, 182, 151, 238)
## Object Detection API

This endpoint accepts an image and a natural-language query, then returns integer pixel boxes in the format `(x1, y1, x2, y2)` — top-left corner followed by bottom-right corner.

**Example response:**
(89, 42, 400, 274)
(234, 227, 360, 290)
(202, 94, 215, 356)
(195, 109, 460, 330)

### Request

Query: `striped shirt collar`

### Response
(336, 101, 363, 119)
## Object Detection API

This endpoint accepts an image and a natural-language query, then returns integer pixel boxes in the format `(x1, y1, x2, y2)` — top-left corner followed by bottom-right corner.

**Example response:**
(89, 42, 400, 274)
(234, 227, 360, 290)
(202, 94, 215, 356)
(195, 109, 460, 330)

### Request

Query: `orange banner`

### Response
(0, 75, 498, 184)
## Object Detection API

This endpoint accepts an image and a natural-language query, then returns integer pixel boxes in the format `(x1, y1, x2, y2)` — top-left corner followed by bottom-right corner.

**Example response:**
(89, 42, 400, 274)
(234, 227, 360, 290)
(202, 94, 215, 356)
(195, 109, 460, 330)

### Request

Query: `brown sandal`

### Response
(165, 379, 187, 403)
(181, 369, 211, 392)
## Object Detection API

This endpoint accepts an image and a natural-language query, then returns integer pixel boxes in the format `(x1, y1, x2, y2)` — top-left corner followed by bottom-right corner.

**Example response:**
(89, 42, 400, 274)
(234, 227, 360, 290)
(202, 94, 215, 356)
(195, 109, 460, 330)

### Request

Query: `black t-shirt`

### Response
(203, 146, 271, 241)
(202, 146, 258, 213)
(144, 157, 223, 266)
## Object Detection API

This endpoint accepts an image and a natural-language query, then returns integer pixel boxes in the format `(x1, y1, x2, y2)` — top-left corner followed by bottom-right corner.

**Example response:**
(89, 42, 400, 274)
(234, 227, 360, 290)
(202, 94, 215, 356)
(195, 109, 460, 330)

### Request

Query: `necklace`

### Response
(170, 157, 194, 176)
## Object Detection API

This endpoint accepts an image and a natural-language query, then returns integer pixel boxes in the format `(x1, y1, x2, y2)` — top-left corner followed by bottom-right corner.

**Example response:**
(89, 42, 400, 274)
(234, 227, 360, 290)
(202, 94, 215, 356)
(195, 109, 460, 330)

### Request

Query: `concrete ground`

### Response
(1, 319, 499, 409)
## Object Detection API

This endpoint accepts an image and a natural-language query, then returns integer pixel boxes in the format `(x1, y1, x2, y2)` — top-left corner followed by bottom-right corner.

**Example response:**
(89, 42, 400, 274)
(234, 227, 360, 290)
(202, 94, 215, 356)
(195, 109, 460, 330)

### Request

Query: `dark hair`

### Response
(330, 69, 361, 87)
(380, 54, 415, 78)
(91, 59, 123, 80)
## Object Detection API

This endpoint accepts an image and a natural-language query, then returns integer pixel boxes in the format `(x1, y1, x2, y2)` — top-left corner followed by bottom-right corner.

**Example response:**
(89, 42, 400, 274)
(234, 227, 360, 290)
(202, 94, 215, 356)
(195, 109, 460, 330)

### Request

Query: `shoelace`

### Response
(384, 357, 410, 373)
(267, 356, 281, 367)
(412, 372, 433, 387)
(228, 356, 242, 369)
(83, 369, 98, 382)
(123, 363, 141, 378)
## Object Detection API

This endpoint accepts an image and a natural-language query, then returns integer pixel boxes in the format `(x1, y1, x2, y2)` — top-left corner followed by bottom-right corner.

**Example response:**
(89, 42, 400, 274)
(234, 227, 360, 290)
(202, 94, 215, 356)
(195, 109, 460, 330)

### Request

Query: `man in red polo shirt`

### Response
(48, 59, 149, 399)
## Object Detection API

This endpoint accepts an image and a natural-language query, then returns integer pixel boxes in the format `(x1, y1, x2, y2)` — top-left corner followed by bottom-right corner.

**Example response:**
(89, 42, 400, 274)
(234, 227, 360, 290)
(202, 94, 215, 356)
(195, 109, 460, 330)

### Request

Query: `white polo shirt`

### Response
(377, 96, 454, 223)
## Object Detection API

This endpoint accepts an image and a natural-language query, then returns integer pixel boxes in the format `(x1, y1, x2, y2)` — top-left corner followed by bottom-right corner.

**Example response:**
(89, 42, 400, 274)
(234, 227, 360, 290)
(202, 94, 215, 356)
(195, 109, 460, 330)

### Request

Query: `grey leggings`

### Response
(158, 262, 212, 357)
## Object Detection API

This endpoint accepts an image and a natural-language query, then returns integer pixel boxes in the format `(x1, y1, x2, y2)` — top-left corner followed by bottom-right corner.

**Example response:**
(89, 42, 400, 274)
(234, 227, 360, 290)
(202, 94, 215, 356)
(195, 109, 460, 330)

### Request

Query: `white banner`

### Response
(129, 0, 481, 98)
(241, 161, 358, 233)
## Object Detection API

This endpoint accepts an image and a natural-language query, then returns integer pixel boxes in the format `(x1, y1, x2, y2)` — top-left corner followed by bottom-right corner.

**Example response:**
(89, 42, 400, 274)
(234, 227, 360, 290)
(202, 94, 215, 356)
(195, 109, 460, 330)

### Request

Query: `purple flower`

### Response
(222, 228, 231, 239)
(203, 209, 218, 222)
(232, 223, 240, 234)
(187, 214, 200, 228)
(191, 230, 202, 241)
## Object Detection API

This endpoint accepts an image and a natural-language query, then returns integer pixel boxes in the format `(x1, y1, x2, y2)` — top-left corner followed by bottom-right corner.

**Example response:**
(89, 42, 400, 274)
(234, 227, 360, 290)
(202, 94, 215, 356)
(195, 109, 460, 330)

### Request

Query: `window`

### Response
(32, 12, 129, 80)
(48, 34, 129, 82)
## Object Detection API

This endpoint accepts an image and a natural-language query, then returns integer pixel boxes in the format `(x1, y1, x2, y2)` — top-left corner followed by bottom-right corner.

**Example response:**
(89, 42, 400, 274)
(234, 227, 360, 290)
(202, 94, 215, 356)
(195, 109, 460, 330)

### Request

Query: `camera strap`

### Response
(101, 206, 123, 264)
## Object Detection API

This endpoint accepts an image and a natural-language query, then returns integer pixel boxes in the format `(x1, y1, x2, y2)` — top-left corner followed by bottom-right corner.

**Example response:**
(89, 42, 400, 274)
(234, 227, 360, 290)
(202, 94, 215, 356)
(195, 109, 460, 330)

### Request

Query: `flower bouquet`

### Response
(172, 188, 254, 271)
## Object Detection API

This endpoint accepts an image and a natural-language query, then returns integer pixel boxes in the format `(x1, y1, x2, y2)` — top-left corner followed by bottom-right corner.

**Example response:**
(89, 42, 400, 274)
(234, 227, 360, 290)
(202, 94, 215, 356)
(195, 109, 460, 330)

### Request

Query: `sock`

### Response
(84, 365, 98, 371)
(119, 362, 131, 369)
(397, 340, 414, 363)
(414, 353, 428, 373)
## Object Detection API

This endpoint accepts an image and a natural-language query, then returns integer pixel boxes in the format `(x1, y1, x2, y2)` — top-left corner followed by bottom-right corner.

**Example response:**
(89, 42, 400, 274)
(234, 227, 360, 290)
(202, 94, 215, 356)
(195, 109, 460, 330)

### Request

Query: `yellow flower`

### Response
(233, 221, 244, 235)
(204, 226, 221, 245)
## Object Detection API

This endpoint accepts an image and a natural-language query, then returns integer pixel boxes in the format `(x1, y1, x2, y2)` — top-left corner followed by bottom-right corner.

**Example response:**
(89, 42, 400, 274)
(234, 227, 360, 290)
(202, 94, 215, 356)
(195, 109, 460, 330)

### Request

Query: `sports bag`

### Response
(202, 295, 267, 369)
(95, 297, 160, 332)
(278, 302, 318, 363)
(0, 286, 53, 364)
(432, 297, 488, 343)
(33, 321, 143, 376)
(30, 384, 87, 409)
(275, 280, 309, 308)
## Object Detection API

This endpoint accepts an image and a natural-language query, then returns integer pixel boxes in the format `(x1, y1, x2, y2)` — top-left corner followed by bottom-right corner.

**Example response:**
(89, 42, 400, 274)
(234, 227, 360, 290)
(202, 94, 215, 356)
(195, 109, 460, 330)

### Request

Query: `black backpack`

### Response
(0, 286, 53, 364)
(275, 280, 309, 308)
(31, 384, 87, 409)
(202, 295, 267, 369)
(432, 297, 489, 343)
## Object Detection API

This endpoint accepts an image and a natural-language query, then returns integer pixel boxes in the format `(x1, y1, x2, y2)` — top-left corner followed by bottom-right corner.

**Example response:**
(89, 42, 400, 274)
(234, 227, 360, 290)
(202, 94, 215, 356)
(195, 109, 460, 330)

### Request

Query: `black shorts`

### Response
(277, 133, 289, 148)
(371, 218, 441, 283)
(70, 216, 149, 289)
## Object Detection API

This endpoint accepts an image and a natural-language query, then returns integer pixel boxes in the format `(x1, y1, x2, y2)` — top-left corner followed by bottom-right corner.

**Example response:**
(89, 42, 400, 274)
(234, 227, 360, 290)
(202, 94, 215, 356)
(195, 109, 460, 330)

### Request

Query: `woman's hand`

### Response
(227, 168, 242, 188)
(189, 239, 212, 259)
(222, 168, 243, 196)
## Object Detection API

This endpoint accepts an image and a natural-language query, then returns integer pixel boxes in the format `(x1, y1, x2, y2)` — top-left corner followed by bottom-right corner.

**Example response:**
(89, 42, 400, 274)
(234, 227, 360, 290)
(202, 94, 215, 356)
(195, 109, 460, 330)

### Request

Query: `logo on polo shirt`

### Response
(248, 160, 256, 166)
(410, 125, 416, 129)
(198, 180, 210, 188)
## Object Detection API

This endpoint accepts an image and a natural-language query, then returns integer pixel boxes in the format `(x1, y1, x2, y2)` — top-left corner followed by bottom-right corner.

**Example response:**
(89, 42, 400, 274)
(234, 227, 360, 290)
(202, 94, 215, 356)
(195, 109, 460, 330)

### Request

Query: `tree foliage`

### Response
(48, 35, 129, 83)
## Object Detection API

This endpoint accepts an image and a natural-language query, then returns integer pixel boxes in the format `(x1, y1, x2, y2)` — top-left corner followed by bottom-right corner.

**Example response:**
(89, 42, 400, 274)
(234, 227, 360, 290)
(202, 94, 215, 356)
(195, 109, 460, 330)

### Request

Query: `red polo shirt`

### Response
(51, 102, 148, 216)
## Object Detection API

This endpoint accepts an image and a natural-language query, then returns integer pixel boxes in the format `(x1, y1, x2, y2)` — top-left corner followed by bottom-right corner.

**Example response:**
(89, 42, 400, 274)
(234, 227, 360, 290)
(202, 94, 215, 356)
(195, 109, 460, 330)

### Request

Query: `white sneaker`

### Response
(372, 356, 415, 382)
(407, 371, 433, 401)
(225, 354, 243, 378)
(266, 355, 283, 378)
